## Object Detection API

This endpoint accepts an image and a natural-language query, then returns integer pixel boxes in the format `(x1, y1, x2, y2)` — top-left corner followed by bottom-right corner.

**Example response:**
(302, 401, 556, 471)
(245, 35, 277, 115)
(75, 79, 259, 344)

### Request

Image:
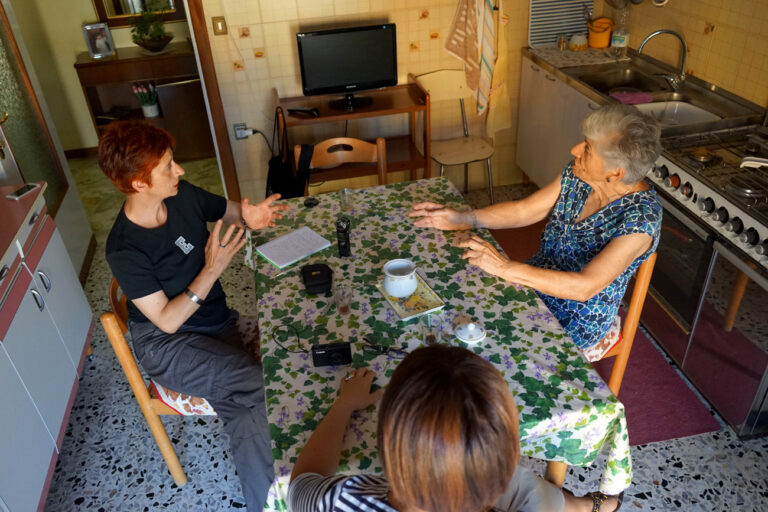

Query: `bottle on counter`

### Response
(610, 7, 630, 58)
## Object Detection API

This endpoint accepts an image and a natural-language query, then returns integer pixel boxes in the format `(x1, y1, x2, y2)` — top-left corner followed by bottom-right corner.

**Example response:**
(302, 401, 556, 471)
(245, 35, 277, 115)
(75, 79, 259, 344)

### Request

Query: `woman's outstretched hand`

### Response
(204, 219, 246, 277)
(409, 202, 473, 231)
(242, 193, 290, 230)
(456, 234, 515, 279)
(337, 367, 384, 412)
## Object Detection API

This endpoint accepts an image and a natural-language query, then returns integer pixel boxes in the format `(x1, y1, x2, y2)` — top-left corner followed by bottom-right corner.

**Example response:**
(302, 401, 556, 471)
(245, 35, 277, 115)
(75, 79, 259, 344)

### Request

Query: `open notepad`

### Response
(255, 226, 331, 269)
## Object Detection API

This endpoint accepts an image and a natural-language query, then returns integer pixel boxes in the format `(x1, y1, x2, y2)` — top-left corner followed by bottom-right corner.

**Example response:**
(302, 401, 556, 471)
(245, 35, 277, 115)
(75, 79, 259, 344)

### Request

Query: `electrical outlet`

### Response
(233, 123, 248, 140)
(212, 16, 227, 35)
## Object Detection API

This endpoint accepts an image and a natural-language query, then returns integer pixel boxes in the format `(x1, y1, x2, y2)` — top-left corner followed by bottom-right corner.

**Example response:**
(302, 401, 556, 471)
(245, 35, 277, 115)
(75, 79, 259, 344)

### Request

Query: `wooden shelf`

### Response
(278, 83, 432, 185)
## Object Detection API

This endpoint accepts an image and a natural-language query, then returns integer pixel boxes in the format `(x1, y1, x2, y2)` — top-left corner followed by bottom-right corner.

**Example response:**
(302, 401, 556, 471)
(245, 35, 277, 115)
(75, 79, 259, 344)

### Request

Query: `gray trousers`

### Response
(130, 310, 274, 510)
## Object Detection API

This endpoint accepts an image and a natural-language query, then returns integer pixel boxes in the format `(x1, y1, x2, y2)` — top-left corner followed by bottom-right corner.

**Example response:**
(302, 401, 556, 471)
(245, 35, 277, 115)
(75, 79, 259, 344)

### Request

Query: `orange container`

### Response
(587, 17, 614, 48)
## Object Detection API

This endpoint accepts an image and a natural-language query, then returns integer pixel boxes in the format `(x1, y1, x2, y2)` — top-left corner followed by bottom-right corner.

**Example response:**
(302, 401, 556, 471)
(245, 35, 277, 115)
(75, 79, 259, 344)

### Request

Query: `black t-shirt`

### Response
(106, 180, 228, 327)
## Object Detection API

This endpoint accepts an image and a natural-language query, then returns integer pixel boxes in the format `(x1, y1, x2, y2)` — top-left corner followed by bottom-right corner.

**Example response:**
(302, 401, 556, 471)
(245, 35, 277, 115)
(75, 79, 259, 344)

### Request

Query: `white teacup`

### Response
(382, 259, 418, 298)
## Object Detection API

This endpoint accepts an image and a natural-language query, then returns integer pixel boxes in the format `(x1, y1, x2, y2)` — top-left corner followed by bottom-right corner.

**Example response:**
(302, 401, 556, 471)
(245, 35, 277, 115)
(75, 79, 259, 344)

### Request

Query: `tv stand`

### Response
(328, 93, 373, 112)
(277, 83, 431, 185)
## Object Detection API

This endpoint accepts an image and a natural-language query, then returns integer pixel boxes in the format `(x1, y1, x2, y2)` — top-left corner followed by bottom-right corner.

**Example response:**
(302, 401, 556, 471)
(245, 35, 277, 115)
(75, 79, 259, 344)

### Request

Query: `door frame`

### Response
(185, 0, 241, 201)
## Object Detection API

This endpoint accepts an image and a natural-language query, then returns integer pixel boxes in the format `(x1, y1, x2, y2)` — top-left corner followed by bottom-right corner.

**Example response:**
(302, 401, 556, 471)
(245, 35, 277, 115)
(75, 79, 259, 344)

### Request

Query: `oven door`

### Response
(682, 241, 768, 437)
(641, 194, 715, 365)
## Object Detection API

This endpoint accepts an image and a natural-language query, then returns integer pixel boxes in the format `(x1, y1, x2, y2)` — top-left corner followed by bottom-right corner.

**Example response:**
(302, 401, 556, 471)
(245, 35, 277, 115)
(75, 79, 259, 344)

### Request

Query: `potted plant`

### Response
(133, 82, 160, 118)
(130, 0, 174, 53)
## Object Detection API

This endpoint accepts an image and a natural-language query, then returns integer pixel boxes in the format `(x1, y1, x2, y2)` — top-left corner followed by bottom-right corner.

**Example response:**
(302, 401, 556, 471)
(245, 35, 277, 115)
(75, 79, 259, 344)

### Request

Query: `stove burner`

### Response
(690, 148, 715, 163)
(728, 176, 766, 199)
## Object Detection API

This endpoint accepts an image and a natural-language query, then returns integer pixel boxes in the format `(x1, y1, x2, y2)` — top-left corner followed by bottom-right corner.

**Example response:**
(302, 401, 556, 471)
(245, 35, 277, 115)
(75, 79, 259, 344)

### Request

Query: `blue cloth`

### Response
(527, 163, 662, 350)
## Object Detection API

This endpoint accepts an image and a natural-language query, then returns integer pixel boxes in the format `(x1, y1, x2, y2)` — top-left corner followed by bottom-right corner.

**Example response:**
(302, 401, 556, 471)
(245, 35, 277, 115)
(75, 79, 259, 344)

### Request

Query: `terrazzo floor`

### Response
(44, 162, 768, 511)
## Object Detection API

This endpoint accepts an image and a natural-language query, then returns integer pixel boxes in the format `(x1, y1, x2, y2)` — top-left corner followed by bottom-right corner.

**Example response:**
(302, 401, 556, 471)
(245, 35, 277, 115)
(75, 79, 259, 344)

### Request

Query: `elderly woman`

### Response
(410, 104, 662, 361)
(100, 121, 288, 509)
(288, 345, 622, 511)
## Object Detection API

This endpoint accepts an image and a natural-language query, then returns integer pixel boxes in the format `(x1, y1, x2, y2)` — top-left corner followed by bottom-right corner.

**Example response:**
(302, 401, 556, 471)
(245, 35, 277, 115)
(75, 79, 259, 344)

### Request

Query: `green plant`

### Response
(132, 82, 158, 106)
(130, 0, 171, 42)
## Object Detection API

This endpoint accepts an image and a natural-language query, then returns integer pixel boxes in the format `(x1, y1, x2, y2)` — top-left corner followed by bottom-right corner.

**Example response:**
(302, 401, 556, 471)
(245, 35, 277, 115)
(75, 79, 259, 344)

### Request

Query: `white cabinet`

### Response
(516, 55, 599, 188)
(0, 184, 93, 512)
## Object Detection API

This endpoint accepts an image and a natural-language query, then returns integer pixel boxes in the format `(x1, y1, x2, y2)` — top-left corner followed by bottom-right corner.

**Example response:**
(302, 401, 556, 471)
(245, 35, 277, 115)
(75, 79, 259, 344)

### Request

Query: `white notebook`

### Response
(256, 226, 331, 269)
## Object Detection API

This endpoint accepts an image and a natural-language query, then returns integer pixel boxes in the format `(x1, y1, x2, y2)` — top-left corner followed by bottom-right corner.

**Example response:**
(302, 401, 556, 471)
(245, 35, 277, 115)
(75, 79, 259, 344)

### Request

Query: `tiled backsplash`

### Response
(200, 0, 532, 200)
(598, 0, 768, 109)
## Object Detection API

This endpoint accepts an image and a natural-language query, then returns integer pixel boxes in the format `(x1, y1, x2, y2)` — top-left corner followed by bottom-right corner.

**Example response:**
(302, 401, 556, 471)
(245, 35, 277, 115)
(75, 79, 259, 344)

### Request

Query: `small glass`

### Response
(339, 188, 353, 211)
(422, 312, 445, 345)
(334, 284, 352, 315)
(557, 33, 568, 51)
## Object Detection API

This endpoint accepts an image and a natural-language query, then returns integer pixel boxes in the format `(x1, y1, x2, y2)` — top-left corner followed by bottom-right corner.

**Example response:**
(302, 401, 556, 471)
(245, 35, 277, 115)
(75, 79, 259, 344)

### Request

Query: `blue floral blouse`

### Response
(527, 163, 662, 350)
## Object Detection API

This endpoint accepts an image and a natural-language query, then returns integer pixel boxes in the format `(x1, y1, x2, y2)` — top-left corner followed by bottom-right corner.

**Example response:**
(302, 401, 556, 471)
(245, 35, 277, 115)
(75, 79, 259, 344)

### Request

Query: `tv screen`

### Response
(297, 24, 397, 108)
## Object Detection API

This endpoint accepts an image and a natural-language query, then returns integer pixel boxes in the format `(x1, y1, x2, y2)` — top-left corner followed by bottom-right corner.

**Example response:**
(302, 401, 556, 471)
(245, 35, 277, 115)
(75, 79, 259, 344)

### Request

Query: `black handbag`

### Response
(265, 107, 312, 198)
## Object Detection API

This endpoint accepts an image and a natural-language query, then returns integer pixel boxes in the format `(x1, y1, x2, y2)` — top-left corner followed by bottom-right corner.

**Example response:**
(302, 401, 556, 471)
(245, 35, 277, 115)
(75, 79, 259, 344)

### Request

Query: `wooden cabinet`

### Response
(516, 55, 598, 188)
(278, 83, 430, 183)
(74, 41, 214, 161)
(0, 184, 93, 511)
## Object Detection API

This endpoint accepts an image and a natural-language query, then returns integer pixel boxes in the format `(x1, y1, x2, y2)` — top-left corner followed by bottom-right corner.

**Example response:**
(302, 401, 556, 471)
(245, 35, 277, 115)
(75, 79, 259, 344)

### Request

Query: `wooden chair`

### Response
(544, 252, 658, 487)
(414, 70, 495, 203)
(102, 278, 213, 486)
(294, 137, 387, 193)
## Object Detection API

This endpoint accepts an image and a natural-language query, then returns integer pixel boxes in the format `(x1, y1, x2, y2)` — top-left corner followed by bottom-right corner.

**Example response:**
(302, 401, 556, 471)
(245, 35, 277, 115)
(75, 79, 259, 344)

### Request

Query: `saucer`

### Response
(454, 322, 486, 344)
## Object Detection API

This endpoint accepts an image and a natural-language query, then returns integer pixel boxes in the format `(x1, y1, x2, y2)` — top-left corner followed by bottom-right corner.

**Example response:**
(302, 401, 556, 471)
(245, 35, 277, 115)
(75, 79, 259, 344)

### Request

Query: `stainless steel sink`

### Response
(577, 68, 666, 94)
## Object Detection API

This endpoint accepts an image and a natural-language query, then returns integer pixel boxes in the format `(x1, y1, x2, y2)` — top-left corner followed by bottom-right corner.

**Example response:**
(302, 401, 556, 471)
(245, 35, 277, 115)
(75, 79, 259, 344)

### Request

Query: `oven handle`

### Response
(713, 240, 768, 292)
(659, 196, 711, 241)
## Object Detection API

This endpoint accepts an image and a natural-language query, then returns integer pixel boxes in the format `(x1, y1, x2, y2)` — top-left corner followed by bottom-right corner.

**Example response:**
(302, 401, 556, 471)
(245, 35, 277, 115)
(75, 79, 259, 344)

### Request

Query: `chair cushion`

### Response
(431, 136, 494, 166)
(582, 315, 622, 363)
(148, 315, 262, 416)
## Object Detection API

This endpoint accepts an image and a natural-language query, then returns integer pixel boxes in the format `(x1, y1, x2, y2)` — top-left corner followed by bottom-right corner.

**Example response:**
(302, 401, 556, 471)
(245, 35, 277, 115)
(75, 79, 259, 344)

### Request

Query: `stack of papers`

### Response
(256, 227, 330, 269)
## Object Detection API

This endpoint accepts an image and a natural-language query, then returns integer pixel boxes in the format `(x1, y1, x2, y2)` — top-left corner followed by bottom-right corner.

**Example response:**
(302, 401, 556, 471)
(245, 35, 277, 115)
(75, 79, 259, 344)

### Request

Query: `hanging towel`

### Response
(444, 0, 480, 91)
(476, 0, 496, 115)
(486, 0, 512, 136)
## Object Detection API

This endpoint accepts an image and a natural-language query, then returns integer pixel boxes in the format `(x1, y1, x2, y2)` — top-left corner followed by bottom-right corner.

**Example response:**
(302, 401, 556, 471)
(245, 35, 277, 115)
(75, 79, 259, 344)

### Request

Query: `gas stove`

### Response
(647, 124, 768, 271)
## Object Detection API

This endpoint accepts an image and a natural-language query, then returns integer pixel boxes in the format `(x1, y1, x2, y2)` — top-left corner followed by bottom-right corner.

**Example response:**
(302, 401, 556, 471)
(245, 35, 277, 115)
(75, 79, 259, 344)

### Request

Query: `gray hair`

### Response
(581, 104, 662, 183)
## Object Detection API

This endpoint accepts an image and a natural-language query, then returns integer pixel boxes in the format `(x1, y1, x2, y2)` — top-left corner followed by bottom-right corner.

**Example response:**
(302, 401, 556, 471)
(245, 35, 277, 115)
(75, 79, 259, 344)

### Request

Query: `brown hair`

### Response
(377, 345, 520, 512)
(97, 121, 175, 194)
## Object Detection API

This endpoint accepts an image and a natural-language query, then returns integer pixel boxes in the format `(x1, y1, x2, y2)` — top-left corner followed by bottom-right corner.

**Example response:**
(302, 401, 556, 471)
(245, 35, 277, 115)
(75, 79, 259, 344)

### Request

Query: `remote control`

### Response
(287, 107, 320, 117)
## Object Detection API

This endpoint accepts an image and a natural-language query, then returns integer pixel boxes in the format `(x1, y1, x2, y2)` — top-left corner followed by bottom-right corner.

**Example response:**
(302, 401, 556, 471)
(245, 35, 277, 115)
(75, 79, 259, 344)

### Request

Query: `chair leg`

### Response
(142, 407, 188, 486)
(486, 158, 494, 204)
(463, 163, 469, 193)
(440, 164, 445, 177)
(724, 269, 750, 331)
(545, 461, 567, 487)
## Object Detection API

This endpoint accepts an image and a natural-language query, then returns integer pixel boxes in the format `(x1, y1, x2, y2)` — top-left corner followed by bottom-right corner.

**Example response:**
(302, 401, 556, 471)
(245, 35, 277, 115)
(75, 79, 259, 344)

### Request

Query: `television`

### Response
(296, 24, 397, 111)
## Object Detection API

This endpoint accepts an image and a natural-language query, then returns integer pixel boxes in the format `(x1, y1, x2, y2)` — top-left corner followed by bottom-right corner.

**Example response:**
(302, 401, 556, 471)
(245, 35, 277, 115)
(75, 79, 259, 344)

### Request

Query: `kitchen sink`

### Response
(576, 68, 666, 94)
(634, 101, 721, 127)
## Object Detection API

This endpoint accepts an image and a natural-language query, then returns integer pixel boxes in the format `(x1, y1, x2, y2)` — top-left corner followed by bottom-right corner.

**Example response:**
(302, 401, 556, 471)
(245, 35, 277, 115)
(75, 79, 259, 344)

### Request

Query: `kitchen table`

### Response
(245, 178, 632, 511)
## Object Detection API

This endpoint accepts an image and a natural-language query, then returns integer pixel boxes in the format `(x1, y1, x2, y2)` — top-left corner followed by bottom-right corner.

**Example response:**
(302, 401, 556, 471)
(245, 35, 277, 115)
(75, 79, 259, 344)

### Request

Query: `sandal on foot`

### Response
(585, 491, 624, 512)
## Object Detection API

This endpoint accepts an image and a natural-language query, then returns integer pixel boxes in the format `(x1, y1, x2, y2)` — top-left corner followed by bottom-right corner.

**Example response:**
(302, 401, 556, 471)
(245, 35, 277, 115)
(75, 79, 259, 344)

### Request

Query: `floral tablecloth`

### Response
(245, 178, 632, 511)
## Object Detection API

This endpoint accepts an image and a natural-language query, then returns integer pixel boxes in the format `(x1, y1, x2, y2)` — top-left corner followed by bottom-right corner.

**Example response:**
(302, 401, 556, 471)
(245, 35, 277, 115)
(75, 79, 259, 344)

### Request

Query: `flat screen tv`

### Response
(296, 24, 397, 111)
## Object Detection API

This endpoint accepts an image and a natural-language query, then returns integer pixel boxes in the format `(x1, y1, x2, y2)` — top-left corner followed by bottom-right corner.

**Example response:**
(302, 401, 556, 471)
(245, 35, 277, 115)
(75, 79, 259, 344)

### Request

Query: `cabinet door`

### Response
(2, 277, 76, 448)
(0, 346, 54, 512)
(516, 56, 557, 187)
(29, 226, 92, 371)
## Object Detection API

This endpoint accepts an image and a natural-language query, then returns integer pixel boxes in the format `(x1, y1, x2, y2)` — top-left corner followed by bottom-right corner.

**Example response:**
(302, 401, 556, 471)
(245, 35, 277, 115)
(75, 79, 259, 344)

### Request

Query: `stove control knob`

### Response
(711, 207, 729, 223)
(664, 174, 681, 189)
(653, 164, 669, 179)
(681, 182, 693, 199)
(725, 217, 743, 234)
(756, 241, 768, 256)
(698, 197, 715, 213)
(739, 228, 760, 246)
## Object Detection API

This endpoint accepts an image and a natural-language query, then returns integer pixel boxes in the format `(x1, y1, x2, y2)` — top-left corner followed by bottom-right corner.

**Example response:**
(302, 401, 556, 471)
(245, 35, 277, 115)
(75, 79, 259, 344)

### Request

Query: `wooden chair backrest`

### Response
(293, 137, 388, 185)
(605, 251, 658, 395)
(414, 69, 470, 102)
(108, 278, 129, 334)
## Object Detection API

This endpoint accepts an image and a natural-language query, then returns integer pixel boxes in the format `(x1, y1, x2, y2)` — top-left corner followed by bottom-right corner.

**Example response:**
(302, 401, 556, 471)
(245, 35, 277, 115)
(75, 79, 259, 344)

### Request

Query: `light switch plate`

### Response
(211, 16, 227, 35)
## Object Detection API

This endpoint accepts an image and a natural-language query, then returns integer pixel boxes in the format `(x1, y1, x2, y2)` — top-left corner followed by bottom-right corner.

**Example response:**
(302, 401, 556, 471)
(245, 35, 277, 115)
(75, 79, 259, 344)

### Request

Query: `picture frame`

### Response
(82, 22, 115, 59)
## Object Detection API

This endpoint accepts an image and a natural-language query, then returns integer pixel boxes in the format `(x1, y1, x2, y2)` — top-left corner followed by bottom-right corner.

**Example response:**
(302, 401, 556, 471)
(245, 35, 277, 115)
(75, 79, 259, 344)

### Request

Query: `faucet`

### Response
(637, 29, 688, 90)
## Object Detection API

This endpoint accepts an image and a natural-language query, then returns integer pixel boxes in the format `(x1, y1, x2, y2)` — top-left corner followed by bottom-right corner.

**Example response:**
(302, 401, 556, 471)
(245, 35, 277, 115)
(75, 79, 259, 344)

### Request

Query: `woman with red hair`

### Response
(100, 120, 288, 509)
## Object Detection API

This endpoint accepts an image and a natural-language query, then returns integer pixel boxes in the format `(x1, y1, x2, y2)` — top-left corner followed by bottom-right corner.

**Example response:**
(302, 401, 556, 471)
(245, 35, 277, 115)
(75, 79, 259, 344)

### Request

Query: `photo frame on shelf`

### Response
(82, 22, 115, 59)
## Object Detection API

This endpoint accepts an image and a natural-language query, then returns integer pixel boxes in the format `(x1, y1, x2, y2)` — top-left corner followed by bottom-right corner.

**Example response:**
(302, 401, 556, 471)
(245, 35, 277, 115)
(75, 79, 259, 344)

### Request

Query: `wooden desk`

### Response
(277, 83, 431, 184)
(74, 41, 214, 161)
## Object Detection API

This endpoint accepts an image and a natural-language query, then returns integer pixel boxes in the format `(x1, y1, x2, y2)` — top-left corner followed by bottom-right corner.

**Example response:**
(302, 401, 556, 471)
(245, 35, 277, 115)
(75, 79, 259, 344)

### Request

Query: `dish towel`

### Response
(486, 0, 512, 136)
(476, 0, 496, 115)
(444, 0, 481, 91)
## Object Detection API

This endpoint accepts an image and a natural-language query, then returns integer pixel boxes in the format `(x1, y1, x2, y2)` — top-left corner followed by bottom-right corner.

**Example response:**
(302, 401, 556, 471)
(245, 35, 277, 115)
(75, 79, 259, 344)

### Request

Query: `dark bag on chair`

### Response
(265, 107, 311, 198)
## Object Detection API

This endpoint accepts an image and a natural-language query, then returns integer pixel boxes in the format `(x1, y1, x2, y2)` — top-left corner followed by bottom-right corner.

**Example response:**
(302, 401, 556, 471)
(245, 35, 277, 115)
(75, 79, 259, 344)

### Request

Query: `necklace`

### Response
(605, 183, 636, 203)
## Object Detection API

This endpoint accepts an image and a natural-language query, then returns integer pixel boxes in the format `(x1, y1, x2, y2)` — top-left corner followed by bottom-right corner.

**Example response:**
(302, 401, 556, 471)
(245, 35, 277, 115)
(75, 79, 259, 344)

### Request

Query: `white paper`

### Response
(256, 226, 331, 269)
